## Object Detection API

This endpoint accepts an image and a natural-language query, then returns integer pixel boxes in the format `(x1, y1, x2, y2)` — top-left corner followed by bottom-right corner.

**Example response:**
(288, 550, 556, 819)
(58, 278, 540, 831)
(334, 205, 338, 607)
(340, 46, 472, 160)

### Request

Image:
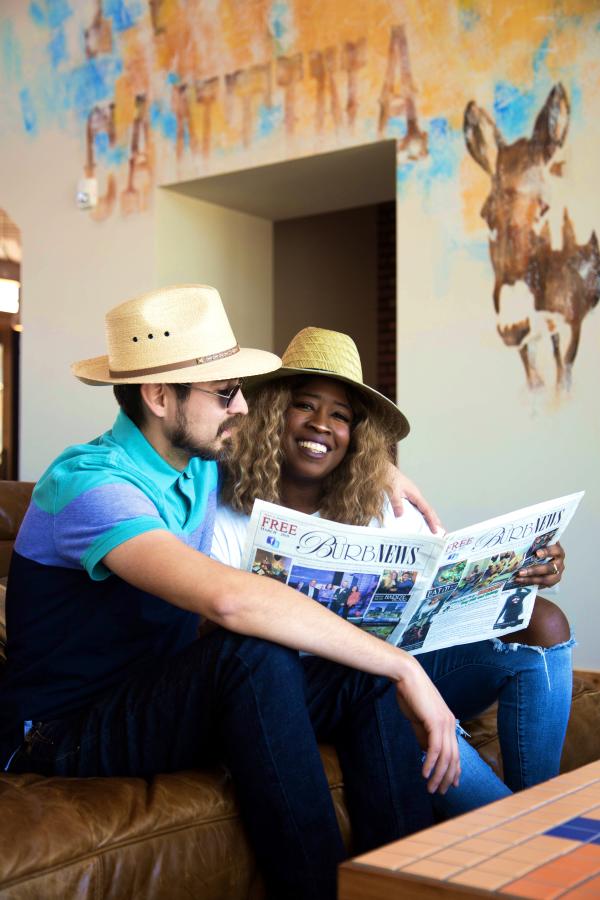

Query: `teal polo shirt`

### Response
(1, 411, 219, 729)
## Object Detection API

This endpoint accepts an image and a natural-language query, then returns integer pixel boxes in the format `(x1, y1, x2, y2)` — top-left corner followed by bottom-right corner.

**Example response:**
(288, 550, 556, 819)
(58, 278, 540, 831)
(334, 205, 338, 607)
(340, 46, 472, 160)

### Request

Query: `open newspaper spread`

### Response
(240, 492, 583, 654)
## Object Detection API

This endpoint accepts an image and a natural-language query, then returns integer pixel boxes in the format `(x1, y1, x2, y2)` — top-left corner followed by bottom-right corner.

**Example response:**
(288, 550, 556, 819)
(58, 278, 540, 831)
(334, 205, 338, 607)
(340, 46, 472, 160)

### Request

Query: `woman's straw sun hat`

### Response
(71, 284, 281, 385)
(249, 326, 410, 441)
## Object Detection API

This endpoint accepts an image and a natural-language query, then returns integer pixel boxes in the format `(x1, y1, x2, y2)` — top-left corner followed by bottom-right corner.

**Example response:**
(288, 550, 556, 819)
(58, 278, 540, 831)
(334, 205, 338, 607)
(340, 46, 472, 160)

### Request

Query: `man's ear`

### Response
(140, 383, 169, 419)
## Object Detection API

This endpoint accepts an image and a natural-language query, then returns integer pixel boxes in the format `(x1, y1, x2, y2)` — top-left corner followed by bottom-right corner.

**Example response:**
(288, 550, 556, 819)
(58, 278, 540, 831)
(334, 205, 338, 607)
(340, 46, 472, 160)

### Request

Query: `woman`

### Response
(212, 326, 572, 805)
(342, 585, 362, 619)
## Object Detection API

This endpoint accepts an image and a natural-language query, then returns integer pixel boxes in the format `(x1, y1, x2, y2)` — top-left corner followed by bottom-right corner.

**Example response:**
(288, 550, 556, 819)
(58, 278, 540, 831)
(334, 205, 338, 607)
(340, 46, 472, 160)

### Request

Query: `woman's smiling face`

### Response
(282, 376, 354, 484)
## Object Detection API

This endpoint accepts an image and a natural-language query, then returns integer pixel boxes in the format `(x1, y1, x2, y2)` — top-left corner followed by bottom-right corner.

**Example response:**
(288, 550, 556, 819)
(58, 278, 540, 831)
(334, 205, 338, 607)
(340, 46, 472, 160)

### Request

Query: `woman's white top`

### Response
(210, 496, 431, 569)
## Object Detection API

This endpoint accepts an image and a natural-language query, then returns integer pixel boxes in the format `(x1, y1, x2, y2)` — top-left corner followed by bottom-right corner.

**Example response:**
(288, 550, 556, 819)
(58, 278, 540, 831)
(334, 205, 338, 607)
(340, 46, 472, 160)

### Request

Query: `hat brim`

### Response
(71, 347, 282, 385)
(244, 366, 410, 441)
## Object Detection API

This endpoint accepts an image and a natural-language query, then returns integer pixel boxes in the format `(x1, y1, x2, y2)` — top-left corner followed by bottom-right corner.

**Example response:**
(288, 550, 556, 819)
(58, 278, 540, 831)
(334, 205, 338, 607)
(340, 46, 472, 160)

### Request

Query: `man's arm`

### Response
(386, 464, 442, 533)
(105, 530, 459, 794)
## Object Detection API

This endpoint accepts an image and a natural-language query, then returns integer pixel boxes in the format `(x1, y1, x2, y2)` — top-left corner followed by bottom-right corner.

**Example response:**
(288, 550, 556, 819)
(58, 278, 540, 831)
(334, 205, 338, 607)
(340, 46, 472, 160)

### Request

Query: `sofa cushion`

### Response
(0, 747, 347, 900)
(0, 748, 348, 900)
(0, 767, 258, 900)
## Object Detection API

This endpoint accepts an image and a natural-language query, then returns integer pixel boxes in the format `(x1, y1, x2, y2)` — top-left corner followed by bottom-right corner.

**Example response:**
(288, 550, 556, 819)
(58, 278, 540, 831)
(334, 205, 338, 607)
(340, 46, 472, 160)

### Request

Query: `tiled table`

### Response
(339, 759, 600, 899)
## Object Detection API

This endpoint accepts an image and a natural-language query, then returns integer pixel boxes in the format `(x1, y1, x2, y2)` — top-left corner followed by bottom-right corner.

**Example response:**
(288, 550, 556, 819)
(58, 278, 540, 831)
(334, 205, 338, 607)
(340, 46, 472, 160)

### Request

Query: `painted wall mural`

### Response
(0, 0, 599, 398)
(464, 83, 600, 393)
(0, 1, 440, 216)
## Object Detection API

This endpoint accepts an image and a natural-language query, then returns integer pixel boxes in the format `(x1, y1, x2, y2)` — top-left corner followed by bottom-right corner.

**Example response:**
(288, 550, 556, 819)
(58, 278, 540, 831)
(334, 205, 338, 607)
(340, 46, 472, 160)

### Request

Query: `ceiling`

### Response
(166, 140, 397, 221)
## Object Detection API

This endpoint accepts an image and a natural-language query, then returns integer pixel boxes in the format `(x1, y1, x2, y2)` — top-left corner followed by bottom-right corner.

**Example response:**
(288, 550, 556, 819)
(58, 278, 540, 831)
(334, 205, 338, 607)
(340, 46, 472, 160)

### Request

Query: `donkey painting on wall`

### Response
(463, 83, 599, 392)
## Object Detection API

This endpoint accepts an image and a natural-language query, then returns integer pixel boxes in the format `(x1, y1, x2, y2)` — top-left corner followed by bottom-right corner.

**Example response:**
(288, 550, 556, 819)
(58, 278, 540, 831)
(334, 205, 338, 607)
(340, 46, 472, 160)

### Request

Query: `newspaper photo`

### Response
(240, 492, 584, 655)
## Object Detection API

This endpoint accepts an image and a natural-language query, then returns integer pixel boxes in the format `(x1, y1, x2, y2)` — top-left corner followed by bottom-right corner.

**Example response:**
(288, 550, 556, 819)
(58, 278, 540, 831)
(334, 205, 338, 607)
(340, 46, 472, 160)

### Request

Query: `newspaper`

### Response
(240, 492, 583, 654)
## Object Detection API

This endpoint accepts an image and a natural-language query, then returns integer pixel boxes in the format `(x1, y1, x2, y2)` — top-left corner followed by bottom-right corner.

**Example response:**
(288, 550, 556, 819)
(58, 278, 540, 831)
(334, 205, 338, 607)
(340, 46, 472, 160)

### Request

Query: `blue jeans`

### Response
(6, 630, 433, 900)
(436, 729, 511, 817)
(419, 635, 574, 792)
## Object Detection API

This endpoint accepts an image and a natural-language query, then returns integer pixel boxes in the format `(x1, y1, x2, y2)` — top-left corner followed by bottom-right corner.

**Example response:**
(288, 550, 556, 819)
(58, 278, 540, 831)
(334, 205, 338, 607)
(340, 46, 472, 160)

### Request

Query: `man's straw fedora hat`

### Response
(248, 326, 410, 441)
(71, 284, 281, 385)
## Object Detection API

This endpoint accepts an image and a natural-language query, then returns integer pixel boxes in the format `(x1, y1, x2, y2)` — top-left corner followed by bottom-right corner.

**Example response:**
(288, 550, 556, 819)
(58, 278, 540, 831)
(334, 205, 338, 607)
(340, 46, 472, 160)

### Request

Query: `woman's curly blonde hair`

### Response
(221, 376, 396, 525)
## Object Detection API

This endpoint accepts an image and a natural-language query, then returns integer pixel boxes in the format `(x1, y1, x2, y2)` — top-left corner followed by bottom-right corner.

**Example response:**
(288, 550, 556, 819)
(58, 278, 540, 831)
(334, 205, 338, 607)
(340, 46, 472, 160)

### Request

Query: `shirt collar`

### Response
(111, 410, 199, 490)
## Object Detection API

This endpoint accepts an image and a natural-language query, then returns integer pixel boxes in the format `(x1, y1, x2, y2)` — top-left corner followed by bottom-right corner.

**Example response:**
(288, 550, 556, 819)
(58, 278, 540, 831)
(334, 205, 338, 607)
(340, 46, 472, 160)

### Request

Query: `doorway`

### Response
(159, 141, 397, 399)
(0, 209, 21, 480)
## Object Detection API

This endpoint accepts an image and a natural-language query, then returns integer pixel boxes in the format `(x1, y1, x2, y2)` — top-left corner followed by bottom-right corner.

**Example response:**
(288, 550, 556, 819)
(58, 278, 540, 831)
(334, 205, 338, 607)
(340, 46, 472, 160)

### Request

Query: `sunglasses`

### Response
(180, 380, 244, 409)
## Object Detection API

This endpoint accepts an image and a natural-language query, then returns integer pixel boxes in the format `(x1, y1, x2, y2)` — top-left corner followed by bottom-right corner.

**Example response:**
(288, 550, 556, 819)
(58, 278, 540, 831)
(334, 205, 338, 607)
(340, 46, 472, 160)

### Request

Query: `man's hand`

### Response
(514, 542, 565, 588)
(394, 657, 460, 794)
(387, 464, 442, 534)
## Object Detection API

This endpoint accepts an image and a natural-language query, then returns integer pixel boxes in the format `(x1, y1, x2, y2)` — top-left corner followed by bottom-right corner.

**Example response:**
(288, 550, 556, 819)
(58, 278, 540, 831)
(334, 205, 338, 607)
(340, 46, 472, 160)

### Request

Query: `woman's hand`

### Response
(394, 657, 460, 795)
(514, 542, 565, 588)
(386, 464, 442, 534)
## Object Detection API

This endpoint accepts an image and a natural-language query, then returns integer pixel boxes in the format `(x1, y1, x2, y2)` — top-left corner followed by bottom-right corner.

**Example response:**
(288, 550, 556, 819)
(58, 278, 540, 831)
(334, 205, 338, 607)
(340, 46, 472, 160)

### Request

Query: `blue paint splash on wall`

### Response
(29, 2, 46, 27)
(269, 1, 292, 53)
(150, 101, 177, 142)
(29, 0, 72, 30)
(426, 118, 458, 182)
(19, 87, 38, 134)
(569, 82, 583, 121)
(47, 27, 68, 67)
(1, 21, 23, 82)
(493, 82, 535, 141)
(396, 160, 415, 190)
(94, 131, 127, 165)
(533, 36, 550, 76)
(66, 57, 123, 121)
(396, 117, 462, 197)
(386, 116, 408, 139)
(104, 0, 144, 33)
(464, 239, 491, 264)
(256, 102, 283, 140)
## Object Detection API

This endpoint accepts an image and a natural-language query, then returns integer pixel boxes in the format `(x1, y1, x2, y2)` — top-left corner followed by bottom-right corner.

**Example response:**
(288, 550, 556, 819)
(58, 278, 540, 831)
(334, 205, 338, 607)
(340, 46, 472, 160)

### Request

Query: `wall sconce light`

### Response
(0, 259, 20, 315)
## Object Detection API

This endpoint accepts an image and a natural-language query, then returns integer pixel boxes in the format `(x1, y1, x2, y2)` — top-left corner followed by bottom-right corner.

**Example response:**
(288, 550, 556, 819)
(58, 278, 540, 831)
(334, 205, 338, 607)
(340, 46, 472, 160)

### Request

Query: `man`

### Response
(0, 285, 459, 900)
(331, 580, 351, 617)
(299, 578, 321, 600)
(396, 571, 416, 594)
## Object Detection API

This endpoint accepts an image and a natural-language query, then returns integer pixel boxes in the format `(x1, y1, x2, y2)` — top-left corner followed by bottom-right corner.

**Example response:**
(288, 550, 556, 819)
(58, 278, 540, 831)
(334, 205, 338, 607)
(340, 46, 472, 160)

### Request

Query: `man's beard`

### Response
(169, 404, 243, 462)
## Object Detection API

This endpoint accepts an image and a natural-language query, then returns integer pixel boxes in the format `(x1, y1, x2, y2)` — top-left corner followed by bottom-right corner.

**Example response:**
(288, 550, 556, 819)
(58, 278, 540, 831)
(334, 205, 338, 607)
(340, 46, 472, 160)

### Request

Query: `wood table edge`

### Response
(338, 861, 525, 900)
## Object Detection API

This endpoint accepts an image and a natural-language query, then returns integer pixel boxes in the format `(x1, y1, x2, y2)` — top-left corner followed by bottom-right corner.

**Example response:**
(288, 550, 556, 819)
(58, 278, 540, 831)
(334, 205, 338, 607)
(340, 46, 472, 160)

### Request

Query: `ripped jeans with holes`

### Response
(419, 634, 575, 792)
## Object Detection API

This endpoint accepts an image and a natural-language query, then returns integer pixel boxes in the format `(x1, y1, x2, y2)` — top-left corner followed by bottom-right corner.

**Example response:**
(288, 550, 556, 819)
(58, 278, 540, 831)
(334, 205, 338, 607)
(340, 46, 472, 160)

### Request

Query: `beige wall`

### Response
(156, 190, 274, 353)
(0, 132, 156, 476)
(274, 206, 378, 380)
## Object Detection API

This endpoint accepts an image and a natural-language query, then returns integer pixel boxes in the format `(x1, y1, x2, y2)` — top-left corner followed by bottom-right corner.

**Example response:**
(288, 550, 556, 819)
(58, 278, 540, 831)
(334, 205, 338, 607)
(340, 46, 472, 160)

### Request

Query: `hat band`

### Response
(108, 343, 240, 378)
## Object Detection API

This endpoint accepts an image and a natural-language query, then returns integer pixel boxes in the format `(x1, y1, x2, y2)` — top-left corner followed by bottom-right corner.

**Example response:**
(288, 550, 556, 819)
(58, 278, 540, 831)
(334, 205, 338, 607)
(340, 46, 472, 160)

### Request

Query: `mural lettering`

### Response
(194, 76, 219, 158)
(225, 64, 273, 148)
(84, 0, 112, 59)
(309, 47, 342, 134)
(85, 103, 117, 223)
(379, 26, 427, 161)
(172, 83, 198, 158)
(74, 22, 426, 219)
(275, 54, 303, 136)
(149, 0, 166, 37)
(341, 39, 367, 132)
(121, 94, 152, 216)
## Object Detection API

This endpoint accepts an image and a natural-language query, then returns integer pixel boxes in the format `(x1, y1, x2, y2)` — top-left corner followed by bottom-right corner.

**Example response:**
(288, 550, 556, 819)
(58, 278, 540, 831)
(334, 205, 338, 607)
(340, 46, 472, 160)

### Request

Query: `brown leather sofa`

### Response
(1, 480, 599, 899)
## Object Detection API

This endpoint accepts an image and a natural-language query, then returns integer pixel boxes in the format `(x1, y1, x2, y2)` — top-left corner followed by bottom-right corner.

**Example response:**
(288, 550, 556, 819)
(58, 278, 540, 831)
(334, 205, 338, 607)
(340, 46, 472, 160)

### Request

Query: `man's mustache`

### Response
(217, 415, 244, 436)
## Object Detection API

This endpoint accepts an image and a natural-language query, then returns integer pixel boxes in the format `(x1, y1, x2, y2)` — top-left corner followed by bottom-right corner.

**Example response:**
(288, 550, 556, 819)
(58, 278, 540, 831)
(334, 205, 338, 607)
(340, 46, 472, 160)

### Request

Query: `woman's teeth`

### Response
(298, 440, 327, 454)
